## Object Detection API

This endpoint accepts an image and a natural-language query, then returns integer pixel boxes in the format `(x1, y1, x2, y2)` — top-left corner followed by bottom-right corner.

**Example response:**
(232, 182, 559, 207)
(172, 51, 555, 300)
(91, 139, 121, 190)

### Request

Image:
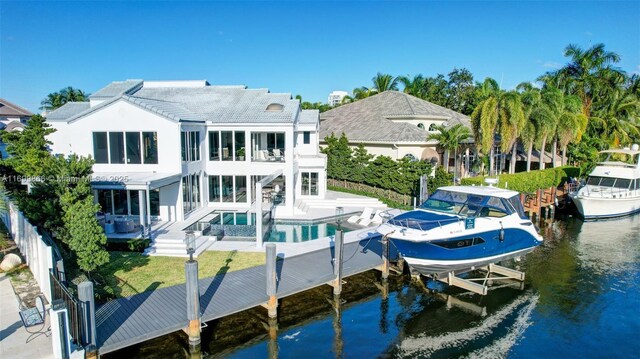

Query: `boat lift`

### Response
(434, 263, 526, 296)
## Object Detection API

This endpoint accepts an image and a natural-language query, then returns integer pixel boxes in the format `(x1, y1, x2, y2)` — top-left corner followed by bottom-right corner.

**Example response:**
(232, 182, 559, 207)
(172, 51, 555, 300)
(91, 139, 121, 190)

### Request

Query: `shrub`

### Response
(460, 166, 581, 193)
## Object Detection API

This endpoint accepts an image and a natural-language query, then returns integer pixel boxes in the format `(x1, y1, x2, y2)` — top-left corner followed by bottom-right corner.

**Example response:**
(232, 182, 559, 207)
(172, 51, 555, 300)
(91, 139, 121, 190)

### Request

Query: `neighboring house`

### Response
(327, 91, 349, 107)
(319, 90, 474, 167)
(46, 80, 327, 230)
(0, 98, 32, 158)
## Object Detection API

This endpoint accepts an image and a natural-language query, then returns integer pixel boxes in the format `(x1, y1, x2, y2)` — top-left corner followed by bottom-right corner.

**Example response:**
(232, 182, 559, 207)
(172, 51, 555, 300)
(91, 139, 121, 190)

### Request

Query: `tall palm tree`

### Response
(556, 95, 588, 165)
(427, 124, 472, 179)
(540, 43, 624, 118)
(398, 74, 426, 98)
(531, 87, 562, 170)
(471, 78, 524, 176)
(372, 73, 399, 93)
(597, 89, 640, 147)
(517, 82, 542, 172)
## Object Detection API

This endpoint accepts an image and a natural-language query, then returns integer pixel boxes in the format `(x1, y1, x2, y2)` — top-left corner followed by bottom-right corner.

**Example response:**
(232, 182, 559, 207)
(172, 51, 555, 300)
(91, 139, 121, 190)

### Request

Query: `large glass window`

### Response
(222, 176, 234, 202)
(150, 189, 160, 216)
(235, 131, 245, 161)
(130, 190, 140, 215)
(93, 132, 108, 164)
(303, 131, 310, 144)
(301, 172, 319, 196)
(142, 132, 158, 164)
(209, 176, 220, 202)
(221, 131, 233, 161)
(113, 190, 128, 215)
(235, 176, 247, 202)
(97, 189, 112, 213)
(126, 132, 141, 164)
(109, 132, 125, 164)
(181, 131, 200, 162)
(209, 131, 220, 161)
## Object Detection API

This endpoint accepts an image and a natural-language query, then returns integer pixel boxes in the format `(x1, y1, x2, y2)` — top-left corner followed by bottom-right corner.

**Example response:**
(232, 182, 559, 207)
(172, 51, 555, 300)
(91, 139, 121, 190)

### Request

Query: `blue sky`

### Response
(1, 1, 639, 113)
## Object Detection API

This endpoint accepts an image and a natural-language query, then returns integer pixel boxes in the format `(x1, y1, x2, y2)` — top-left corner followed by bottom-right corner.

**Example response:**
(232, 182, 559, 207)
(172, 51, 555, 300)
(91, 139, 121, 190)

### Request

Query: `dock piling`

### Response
(185, 259, 201, 355)
(78, 281, 98, 358)
(265, 243, 278, 318)
(380, 234, 390, 280)
(332, 229, 344, 295)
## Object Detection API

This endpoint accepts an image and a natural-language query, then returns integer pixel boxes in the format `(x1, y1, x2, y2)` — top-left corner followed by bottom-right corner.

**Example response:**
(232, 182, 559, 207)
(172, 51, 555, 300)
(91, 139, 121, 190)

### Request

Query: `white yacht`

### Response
(570, 145, 640, 219)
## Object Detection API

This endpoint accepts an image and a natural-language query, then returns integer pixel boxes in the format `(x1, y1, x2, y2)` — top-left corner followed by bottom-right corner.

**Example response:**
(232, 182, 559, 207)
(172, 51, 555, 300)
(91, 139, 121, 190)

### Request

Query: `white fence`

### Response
(1, 200, 54, 302)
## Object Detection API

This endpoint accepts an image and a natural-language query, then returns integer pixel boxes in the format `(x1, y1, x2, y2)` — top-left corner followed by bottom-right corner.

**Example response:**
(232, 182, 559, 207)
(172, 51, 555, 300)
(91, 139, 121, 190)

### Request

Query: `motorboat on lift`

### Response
(569, 144, 640, 220)
(377, 184, 543, 277)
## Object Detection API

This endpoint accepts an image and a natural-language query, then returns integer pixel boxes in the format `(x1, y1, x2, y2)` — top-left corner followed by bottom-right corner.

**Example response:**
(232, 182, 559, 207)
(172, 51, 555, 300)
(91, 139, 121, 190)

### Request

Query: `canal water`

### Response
(107, 215, 640, 358)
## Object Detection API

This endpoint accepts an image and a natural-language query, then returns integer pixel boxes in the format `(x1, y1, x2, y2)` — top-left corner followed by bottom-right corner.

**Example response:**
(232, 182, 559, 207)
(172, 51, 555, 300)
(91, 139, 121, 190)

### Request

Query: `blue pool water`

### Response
(266, 221, 351, 242)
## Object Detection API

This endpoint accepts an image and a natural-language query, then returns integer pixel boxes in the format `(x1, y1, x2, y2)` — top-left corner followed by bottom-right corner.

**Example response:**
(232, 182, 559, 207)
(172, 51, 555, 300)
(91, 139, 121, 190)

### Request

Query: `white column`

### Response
(139, 190, 147, 236)
(255, 182, 263, 248)
(464, 147, 470, 178)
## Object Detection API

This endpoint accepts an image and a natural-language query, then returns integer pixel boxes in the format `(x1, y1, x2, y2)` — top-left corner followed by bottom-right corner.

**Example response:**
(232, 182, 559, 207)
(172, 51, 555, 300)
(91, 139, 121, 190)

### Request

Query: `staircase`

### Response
(144, 234, 216, 258)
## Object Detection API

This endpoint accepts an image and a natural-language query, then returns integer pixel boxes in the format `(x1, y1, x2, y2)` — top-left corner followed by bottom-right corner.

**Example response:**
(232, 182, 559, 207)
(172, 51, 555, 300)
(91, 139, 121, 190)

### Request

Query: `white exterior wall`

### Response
(48, 100, 181, 174)
(159, 182, 180, 222)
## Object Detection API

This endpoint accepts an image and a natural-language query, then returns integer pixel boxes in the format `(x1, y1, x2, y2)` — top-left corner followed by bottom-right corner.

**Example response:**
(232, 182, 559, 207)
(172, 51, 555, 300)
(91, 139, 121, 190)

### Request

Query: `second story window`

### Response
(303, 131, 310, 144)
(209, 130, 245, 161)
(181, 131, 200, 162)
(94, 131, 158, 164)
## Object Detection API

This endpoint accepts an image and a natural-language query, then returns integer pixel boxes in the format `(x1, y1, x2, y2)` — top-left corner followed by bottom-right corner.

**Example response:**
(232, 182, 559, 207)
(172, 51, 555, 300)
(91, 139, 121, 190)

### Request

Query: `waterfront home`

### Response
(46, 80, 328, 234)
(0, 98, 32, 158)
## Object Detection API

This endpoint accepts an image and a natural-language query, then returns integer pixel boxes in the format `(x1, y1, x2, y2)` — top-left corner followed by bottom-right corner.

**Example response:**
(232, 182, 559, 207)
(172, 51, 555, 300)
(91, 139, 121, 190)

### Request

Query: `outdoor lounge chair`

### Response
(360, 209, 385, 226)
(347, 207, 373, 225)
(369, 210, 386, 225)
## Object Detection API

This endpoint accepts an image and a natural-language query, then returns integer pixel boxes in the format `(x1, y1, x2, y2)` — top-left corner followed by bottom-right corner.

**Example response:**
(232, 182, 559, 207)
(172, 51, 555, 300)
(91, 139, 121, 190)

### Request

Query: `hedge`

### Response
(460, 166, 581, 193)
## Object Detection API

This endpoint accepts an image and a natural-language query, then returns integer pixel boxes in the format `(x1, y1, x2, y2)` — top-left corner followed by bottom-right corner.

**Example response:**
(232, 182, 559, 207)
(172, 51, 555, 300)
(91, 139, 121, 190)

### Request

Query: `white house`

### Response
(0, 98, 32, 158)
(46, 80, 328, 236)
(327, 91, 349, 107)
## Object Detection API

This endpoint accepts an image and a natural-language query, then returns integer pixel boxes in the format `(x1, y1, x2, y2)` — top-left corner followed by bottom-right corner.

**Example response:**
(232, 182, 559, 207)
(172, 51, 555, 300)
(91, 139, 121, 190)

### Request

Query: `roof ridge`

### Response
(0, 98, 33, 116)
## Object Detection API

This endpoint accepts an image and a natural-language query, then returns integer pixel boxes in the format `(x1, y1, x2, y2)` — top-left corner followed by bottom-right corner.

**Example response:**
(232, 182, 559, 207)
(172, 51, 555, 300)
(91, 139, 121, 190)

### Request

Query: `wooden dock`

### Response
(95, 234, 389, 354)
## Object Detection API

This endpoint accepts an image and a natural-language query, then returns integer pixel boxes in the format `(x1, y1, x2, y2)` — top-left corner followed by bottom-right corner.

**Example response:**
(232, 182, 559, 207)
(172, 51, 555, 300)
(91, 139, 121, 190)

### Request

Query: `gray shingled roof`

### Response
(49, 81, 309, 124)
(46, 102, 91, 121)
(4, 121, 25, 132)
(299, 110, 319, 125)
(319, 91, 472, 143)
(0, 98, 33, 117)
(89, 80, 143, 98)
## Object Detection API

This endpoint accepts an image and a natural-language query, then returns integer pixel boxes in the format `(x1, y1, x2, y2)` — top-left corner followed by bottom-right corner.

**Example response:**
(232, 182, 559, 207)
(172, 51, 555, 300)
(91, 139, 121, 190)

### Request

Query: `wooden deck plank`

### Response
(97, 236, 385, 354)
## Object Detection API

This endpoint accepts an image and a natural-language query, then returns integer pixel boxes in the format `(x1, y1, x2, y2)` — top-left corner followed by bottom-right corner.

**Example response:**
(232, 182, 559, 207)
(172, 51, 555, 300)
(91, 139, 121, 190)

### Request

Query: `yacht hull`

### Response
(390, 228, 542, 276)
(570, 194, 640, 220)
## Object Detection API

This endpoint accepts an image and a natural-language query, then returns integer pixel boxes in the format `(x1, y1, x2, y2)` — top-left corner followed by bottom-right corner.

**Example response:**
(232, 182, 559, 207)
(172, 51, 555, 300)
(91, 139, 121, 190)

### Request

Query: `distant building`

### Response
(327, 91, 349, 107)
(0, 98, 32, 157)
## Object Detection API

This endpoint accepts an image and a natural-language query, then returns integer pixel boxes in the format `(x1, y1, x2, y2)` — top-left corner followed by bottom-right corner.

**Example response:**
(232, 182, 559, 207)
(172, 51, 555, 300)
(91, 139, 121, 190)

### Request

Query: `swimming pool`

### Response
(266, 220, 352, 243)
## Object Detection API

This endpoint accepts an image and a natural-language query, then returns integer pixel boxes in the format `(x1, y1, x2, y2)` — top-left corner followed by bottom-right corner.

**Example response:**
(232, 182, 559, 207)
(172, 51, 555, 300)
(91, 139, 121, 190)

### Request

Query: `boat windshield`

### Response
(587, 176, 633, 189)
(420, 189, 516, 218)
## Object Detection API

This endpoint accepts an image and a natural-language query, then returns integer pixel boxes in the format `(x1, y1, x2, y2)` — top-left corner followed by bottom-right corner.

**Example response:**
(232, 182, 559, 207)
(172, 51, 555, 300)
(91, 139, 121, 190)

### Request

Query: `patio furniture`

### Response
(362, 209, 385, 226)
(273, 148, 283, 161)
(115, 218, 136, 233)
(347, 207, 373, 224)
(104, 221, 115, 234)
(18, 294, 49, 342)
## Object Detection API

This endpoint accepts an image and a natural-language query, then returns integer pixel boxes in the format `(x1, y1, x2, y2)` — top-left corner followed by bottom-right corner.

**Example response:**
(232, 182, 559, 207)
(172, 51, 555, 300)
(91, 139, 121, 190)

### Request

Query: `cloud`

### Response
(542, 61, 561, 69)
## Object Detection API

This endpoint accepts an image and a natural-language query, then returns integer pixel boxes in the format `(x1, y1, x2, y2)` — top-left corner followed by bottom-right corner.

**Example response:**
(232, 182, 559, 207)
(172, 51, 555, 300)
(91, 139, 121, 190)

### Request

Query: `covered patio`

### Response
(92, 172, 181, 238)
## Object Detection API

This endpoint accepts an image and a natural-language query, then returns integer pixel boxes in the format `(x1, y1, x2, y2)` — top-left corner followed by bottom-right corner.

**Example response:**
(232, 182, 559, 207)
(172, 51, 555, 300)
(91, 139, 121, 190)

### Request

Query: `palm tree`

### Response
(40, 86, 88, 111)
(398, 74, 426, 98)
(427, 124, 472, 179)
(517, 82, 542, 171)
(471, 78, 524, 175)
(597, 89, 640, 147)
(540, 43, 624, 118)
(352, 86, 376, 100)
(556, 95, 588, 165)
(531, 87, 562, 170)
(371, 73, 399, 93)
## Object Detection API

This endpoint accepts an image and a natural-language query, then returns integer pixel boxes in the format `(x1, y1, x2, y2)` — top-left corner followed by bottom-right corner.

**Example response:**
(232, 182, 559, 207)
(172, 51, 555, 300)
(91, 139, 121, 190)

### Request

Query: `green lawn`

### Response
(94, 250, 265, 299)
